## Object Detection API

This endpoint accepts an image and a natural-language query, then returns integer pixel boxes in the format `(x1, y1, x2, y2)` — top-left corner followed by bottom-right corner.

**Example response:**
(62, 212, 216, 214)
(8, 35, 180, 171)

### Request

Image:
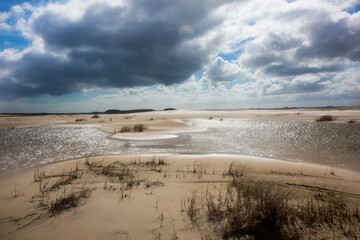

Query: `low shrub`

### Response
(316, 115, 336, 122)
(118, 124, 147, 133)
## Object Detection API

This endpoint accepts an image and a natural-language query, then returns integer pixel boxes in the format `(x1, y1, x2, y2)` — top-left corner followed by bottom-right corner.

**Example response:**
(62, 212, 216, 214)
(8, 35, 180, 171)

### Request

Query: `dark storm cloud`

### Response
(264, 32, 303, 51)
(1, 0, 238, 99)
(2, 0, 359, 101)
(264, 64, 344, 76)
(296, 18, 360, 61)
(240, 14, 360, 78)
(275, 81, 325, 94)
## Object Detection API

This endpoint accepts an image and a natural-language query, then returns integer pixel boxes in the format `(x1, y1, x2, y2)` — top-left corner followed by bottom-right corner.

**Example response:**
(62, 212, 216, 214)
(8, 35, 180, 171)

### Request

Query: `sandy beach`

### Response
(1, 154, 360, 239)
(1, 109, 360, 239)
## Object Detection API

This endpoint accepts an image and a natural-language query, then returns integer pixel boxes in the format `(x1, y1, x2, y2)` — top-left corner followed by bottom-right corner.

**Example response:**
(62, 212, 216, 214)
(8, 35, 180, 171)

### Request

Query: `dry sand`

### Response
(0, 154, 360, 239)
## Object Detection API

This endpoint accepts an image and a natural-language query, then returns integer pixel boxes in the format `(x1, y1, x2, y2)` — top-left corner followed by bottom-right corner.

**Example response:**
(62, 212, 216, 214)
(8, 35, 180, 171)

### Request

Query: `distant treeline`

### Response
(1, 108, 177, 116)
(203, 106, 348, 111)
(2, 106, 359, 116)
(104, 109, 154, 114)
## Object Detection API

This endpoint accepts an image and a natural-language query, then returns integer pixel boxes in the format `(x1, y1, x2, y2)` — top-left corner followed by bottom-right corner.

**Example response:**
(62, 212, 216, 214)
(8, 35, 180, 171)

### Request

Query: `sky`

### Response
(0, 0, 360, 113)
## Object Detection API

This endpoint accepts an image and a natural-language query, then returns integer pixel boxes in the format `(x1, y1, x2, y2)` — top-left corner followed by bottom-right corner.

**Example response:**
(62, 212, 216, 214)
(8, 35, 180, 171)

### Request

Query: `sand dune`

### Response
(1, 154, 359, 239)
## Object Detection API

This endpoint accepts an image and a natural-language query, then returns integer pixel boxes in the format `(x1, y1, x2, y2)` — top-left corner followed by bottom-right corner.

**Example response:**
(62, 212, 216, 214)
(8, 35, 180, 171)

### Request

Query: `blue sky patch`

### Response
(0, 0, 37, 12)
(0, 34, 30, 51)
(346, 4, 360, 14)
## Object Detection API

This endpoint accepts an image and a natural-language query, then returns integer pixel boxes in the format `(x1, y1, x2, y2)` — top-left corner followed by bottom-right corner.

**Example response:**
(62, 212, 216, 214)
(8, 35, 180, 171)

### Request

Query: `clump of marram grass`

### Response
(91, 114, 100, 118)
(183, 163, 360, 239)
(7, 186, 92, 230)
(316, 115, 336, 122)
(7, 164, 90, 230)
(48, 174, 79, 191)
(348, 119, 356, 123)
(207, 177, 297, 239)
(46, 187, 91, 216)
(227, 162, 247, 178)
(75, 118, 86, 122)
(33, 168, 79, 184)
(119, 125, 132, 133)
(7, 157, 169, 230)
(118, 124, 147, 133)
(182, 191, 202, 225)
(85, 157, 168, 198)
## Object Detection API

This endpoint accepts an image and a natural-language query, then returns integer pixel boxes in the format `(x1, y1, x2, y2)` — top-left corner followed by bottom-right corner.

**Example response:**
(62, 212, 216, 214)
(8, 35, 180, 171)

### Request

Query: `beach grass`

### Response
(118, 124, 147, 133)
(316, 115, 336, 122)
(183, 162, 360, 239)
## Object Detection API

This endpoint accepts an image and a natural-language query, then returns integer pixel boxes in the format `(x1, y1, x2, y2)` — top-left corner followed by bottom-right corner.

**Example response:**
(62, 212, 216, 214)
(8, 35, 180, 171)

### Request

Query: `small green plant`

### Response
(91, 115, 100, 119)
(348, 119, 356, 123)
(75, 118, 86, 122)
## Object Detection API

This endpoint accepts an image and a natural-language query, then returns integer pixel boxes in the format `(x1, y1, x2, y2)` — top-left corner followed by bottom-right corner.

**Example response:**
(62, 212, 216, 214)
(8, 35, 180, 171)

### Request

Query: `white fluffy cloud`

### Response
(0, 0, 359, 110)
(201, 57, 248, 83)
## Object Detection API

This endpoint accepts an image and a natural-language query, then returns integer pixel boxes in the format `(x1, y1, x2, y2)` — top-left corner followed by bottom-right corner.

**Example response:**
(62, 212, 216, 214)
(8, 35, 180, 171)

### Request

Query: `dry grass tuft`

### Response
(118, 124, 147, 133)
(75, 118, 86, 122)
(182, 191, 202, 226)
(183, 164, 360, 239)
(46, 187, 91, 216)
(6, 157, 168, 230)
(316, 115, 336, 122)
